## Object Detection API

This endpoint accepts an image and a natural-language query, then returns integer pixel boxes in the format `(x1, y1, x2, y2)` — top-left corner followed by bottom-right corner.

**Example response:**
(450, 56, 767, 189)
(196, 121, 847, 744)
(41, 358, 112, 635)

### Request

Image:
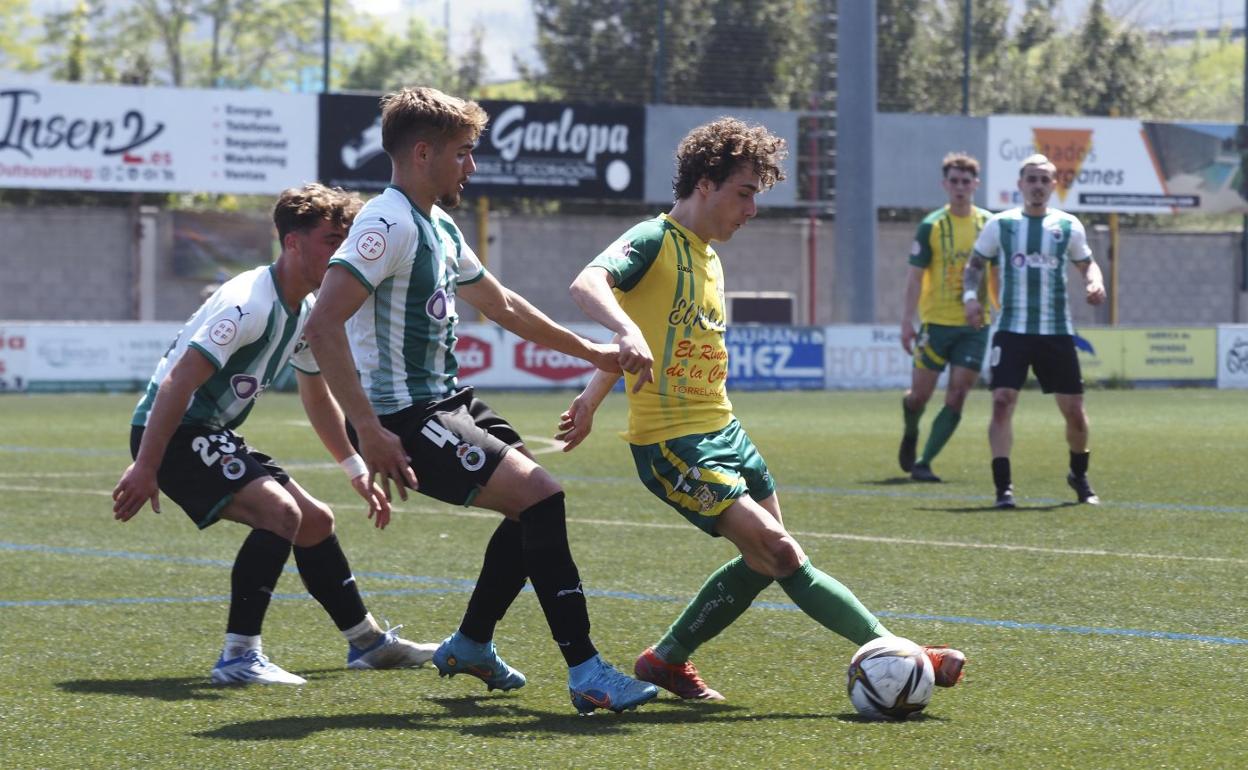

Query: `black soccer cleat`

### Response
(898, 434, 917, 473)
(1067, 472, 1101, 505)
(910, 464, 941, 483)
(994, 487, 1016, 509)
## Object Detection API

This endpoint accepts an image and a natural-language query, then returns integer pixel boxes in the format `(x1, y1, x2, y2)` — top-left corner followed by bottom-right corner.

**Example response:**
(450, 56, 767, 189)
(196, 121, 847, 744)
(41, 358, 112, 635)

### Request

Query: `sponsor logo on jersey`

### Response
(230, 374, 259, 399)
(514, 341, 594, 381)
(209, 318, 237, 345)
(1011, 251, 1060, 269)
(456, 334, 492, 379)
(426, 288, 451, 320)
(356, 230, 386, 261)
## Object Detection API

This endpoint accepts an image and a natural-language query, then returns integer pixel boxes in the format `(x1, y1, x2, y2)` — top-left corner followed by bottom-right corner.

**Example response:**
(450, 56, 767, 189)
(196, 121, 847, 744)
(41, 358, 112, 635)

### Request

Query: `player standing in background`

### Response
(962, 154, 1106, 509)
(898, 152, 993, 483)
(112, 184, 437, 685)
(303, 86, 658, 715)
(559, 118, 966, 701)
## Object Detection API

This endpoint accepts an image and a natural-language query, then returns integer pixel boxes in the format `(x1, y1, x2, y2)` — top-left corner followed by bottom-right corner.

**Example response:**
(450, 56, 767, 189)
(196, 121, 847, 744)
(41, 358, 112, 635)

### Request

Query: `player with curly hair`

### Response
(559, 118, 967, 701)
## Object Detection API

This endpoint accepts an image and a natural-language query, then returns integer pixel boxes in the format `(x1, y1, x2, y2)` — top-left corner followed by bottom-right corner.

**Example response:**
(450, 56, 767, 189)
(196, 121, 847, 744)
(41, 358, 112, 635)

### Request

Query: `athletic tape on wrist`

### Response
(339, 454, 368, 479)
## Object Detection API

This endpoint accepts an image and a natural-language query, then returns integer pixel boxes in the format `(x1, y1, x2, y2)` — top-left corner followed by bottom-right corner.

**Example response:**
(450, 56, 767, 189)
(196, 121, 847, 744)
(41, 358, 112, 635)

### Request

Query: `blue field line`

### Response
(3, 540, 1245, 648)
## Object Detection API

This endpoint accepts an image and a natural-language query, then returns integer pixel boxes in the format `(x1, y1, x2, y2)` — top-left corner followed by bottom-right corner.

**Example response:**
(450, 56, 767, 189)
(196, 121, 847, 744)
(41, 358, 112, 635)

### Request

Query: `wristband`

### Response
(962, 289, 979, 304)
(339, 454, 368, 479)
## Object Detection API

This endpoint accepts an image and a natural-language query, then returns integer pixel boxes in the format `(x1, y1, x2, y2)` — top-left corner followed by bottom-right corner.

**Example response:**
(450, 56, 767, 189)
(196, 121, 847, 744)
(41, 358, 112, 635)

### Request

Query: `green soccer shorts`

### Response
(629, 418, 776, 536)
(914, 322, 990, 373)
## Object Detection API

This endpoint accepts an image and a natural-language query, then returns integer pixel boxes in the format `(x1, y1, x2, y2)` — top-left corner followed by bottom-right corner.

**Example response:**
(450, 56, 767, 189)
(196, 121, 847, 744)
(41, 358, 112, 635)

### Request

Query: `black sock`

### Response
(1070, 450, 1090, 477)
(293, 532, 367, 632)
(519, 492, 596, 667)
(991, 456, 1012, 493)
(226, 529, 291, 637)
(459, 519, 527, 644)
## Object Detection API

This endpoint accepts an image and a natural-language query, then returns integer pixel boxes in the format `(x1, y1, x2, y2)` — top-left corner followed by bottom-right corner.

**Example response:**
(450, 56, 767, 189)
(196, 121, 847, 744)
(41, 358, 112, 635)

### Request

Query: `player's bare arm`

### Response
(569, 266, 654, 392)
(112, 348, 216, 521)
(458, 272, 621, 373)
(557, 366, 622, 452)
(900, 265, 925, 354)
(1075, 258, 1106, 306)
(962, 252, 988, 328)
(295, 370, 391, 528)
(304, 265, 418, 502)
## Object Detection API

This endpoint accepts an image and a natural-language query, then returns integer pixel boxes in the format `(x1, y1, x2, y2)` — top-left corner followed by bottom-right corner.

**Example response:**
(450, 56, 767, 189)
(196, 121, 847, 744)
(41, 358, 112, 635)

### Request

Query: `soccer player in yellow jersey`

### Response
(898, 152, 993, 482)
(559, 118, 966, 701)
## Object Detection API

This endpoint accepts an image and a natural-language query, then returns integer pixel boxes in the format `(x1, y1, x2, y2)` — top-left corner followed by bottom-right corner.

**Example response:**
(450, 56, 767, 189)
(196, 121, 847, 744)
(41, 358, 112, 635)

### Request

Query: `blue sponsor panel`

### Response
(726, 326, 826, 391)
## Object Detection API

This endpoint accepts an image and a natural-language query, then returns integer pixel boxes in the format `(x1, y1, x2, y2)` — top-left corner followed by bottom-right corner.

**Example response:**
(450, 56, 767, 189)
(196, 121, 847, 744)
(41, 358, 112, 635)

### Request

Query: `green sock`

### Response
(918, 406, 961, 466)
(654, 556, 773, 663)
(777, 559, 888, 646)
(902, 396, 924, 438)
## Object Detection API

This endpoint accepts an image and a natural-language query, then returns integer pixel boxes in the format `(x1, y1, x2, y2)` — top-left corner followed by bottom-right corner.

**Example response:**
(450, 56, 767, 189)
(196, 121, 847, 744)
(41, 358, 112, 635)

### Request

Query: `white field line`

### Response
(5, 481, 1244, 567)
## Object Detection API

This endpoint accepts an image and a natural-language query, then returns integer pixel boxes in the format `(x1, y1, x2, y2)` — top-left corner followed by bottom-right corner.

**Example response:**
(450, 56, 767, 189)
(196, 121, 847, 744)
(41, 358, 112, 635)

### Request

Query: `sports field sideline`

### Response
(1, 389, 1245, 768)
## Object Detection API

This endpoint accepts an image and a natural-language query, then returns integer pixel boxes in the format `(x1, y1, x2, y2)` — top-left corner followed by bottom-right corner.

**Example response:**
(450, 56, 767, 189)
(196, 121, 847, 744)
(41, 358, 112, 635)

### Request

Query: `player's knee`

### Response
(259, 501, 301, 541)
(296, 501, 335, 543)
(759, 533, 805, 578)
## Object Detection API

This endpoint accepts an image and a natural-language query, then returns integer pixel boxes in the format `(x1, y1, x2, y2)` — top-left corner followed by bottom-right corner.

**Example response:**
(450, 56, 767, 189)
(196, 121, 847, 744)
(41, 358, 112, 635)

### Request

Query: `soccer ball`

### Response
(846, 636, 935, 720)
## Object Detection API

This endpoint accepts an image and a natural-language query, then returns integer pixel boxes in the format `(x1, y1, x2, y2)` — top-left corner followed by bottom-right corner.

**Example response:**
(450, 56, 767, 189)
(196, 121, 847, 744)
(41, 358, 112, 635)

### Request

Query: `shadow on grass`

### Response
(860, 477, 917, 486)
(917, 501, 1079, 514)
(58, 675, 229, 702)
(835, 710, 947, 724)
(194, 695, 825, 741)
(56, 667, 349, 702)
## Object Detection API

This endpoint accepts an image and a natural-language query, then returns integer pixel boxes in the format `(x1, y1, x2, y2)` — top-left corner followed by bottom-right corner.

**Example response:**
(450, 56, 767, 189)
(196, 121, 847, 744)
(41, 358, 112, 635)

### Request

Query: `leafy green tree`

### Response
(1163, 30, 1243, 123)
(0, 0, 38, 72)
(1059, 0, 1169, 117)
(340, 17, 452, 92)
(530, 0, 813, 107)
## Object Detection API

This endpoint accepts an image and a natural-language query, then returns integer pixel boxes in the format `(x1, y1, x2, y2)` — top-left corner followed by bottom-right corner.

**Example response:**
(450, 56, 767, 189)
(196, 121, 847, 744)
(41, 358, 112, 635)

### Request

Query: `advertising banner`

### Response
(823, 326, 914, 390)
(987, 115, 1248, 214)
(0, 84, 317, 194)
(454, 323, 614, 388)
(1216, 324, 1248, 388)
(0, 322, 181, 392)
(724, 326, 825, 391)
(318, 94, 645, 200)
(1076, 327, 1216, 383)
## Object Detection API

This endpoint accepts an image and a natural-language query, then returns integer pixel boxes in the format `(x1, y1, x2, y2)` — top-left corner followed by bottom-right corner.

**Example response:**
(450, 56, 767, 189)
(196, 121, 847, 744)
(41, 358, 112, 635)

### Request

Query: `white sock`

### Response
(343, 613, 383, 649)
(224, 633, 261, 660)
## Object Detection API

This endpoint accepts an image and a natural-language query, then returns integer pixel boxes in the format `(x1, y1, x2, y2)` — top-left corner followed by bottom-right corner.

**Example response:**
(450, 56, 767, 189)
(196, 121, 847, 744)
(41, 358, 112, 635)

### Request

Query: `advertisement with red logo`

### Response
(455, 332, 494, 380)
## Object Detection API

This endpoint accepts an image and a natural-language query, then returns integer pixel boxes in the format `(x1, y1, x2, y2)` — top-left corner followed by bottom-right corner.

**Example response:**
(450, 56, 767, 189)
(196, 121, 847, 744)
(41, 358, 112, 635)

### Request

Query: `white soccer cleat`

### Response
(347, 625, 438, 670)
(210, 650, 307, 685)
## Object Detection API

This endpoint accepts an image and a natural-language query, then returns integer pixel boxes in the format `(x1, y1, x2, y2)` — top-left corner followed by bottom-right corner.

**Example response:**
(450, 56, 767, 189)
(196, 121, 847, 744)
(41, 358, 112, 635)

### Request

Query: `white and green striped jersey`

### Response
(132, 265, 317, 430)
(973, 207, 1093, 336)
(328, 186, 486, 414)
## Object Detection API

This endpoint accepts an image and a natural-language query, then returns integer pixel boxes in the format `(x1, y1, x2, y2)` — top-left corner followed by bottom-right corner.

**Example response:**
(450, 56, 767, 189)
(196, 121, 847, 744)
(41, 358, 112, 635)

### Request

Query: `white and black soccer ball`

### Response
(846, 636, 935, 720)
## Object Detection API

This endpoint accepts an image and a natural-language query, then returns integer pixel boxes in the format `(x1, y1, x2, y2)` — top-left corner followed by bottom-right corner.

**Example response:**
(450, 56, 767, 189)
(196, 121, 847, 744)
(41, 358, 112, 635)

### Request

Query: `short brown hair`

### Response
(673, 118, 787, 200)
(941, 152, 980, 178)
(380, 86, 488, 158)
(272, 183, 361, 241)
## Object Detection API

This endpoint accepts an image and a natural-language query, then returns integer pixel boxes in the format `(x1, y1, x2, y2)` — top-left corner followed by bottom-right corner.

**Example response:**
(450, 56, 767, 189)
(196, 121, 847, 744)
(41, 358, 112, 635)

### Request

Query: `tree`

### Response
(1059, 0, 1169, 117)
(0, 0, 38, 72)
(530, 0, 813, 107)
(340, 17, 453, 93)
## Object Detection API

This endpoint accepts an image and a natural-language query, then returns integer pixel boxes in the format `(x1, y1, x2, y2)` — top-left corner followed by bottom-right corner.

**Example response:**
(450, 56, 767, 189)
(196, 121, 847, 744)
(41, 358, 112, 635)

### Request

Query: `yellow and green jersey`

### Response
(589, 213, 733, 445)
(909, 205, 993, 326)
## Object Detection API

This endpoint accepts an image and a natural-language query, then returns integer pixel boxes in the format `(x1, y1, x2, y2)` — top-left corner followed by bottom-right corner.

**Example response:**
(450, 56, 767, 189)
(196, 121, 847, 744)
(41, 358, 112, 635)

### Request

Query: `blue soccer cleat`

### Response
(210, 649, 306, 685)
(568, 655, 660, 715)
(431, 631, 526, 692)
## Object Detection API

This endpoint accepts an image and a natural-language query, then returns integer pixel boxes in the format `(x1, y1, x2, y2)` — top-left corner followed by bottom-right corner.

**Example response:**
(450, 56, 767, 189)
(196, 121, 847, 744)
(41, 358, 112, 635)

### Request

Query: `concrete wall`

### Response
(2, 206, 1244, 327)
(0, 207, 137, 320)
